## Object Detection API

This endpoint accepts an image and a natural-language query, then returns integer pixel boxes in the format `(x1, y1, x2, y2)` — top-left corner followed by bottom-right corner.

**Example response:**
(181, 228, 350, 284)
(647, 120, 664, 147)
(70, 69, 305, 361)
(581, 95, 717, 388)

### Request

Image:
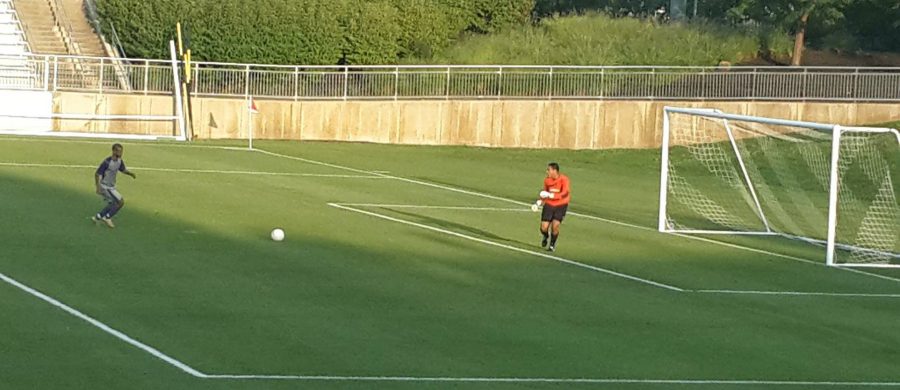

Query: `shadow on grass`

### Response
(1, 169, 689, 386)
(385, 208, 537, 249)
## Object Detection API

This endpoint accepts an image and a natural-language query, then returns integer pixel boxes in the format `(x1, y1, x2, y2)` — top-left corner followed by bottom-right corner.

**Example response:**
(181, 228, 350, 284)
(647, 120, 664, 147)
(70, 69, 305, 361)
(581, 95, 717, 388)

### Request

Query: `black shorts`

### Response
(541, 204, 568, 222)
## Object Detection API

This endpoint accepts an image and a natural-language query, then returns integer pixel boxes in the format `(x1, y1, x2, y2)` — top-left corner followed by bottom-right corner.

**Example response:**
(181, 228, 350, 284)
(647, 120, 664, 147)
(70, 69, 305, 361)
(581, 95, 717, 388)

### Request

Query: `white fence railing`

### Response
(2, 54, 899, 102)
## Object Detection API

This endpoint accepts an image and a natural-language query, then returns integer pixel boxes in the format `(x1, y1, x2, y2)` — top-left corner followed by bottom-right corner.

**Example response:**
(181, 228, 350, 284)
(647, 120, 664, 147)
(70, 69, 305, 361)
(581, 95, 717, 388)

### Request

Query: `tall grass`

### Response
(417, 13, 793, 66)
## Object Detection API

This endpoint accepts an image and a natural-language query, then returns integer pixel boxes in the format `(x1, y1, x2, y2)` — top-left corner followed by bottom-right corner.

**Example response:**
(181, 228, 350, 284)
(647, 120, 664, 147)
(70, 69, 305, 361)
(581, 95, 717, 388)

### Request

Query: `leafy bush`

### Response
(96, 0, 536, 64)
(429, 13, 793, 66)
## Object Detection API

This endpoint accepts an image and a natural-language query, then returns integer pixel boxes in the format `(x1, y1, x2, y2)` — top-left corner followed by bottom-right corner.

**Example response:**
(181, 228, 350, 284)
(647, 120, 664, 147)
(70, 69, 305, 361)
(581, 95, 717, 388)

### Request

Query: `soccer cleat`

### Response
(91, 215, 101, 224)
(541, 236, 549, 248)
(101, 216, 115, 228)
(547, 245, 555, 252)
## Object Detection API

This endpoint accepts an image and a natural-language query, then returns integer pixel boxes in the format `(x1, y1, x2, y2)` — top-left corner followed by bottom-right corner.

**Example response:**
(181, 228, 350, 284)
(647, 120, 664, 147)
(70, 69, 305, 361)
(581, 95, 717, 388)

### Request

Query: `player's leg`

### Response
(549, 220, 561, 251)
(540, 206, 554, 247)
(93, 188, 116, 223)
(547, 205, 567, 252)
(540, 221, 551, 247)
(101, 188, 123, 227)
(93, 201, 114, 223)
(107, 197, 125, 219)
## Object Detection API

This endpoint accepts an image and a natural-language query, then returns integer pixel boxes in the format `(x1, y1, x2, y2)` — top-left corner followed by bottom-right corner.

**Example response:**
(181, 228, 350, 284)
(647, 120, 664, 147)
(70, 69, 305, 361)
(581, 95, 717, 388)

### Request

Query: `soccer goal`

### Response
(658, 107, 900, 268)
(0, 41, 187, 141)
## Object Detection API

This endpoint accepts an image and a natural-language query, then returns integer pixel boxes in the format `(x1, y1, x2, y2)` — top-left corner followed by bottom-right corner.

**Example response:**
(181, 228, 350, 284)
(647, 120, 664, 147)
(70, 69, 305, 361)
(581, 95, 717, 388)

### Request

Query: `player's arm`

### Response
(557, 177, 570, 199)
(95, 160, 107, 194)
(539, 181, 552, 200)
(119, 161, 136, 179)
(533, 181, 549, 211)
(544, 178, 569, 200)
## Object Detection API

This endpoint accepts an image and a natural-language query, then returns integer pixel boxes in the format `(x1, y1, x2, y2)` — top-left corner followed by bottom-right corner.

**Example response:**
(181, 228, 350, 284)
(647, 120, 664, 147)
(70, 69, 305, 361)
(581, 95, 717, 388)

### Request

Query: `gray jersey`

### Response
(96, 157, 126, 187)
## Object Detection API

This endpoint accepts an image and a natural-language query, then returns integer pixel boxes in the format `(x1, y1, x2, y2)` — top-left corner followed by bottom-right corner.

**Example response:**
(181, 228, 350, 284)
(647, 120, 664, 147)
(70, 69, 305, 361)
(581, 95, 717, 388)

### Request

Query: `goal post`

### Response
(0, 41, 187, 141)
(659, 107, 900, 268)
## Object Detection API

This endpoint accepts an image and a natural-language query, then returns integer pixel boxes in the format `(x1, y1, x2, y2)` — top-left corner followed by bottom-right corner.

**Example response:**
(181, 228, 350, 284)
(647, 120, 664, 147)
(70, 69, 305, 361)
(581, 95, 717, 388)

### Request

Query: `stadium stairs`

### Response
(7, 0, 124, 90)
(0, 0, 35, 89)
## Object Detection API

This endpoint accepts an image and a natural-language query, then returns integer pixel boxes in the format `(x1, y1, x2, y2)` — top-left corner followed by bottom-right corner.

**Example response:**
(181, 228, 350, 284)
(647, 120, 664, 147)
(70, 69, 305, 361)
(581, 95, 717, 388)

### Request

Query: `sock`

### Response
(541, 230, 549, 239)
(550, 234, 559, 246)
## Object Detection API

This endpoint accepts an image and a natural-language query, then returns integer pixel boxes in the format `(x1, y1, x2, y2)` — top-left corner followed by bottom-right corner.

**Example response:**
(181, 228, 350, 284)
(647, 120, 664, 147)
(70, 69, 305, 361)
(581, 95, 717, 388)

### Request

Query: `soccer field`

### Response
(1, 137, 899, 390)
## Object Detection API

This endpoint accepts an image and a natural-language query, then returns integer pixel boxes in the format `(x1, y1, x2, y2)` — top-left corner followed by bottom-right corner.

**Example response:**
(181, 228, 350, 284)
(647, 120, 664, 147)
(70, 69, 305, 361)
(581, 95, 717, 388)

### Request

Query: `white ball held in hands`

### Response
(531, 200, 542, 212)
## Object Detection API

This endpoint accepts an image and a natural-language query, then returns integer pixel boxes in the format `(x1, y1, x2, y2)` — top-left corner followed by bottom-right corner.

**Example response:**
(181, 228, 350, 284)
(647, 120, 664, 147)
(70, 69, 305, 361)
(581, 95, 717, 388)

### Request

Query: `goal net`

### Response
(659, 107, 900, 268)
(0, 41, 186, 141)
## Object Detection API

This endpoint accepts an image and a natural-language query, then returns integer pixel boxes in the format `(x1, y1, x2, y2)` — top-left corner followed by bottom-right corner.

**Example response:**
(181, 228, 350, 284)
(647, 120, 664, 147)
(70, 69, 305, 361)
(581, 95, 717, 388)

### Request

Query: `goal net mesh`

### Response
(661, 109, 899, 267)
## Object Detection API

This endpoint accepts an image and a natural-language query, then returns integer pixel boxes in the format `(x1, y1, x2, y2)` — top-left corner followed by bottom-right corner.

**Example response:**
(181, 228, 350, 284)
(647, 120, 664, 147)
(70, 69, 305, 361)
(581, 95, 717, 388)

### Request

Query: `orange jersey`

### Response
(543, 174, 571, 207)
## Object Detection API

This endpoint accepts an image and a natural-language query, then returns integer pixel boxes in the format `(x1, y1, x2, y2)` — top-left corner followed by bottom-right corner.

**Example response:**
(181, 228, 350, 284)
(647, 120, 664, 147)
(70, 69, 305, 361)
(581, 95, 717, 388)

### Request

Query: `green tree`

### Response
(391, 0, 456, 59)
(338, 0, 402, 64)
(95, 0, 199, 58)
(839, 0, 900, 52)
(470, 0, 535, 33)
(727, 0, 850, 65)
(534, 0, 667, 17)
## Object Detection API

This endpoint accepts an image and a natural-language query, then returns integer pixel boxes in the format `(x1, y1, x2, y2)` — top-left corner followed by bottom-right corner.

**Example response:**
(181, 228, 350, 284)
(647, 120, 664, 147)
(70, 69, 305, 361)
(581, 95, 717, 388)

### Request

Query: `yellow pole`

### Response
(176, 22, 184, 56)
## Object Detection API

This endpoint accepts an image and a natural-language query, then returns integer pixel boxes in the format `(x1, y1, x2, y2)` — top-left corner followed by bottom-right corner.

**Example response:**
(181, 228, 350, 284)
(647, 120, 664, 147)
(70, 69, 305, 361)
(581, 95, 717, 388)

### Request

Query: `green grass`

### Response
(1, 137, 899, 389)
(870, 121, 900, 129)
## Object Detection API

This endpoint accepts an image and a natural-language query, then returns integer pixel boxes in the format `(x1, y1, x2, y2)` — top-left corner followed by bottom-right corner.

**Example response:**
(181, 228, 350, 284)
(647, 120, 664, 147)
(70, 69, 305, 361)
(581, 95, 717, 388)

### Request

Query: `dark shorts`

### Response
(541, 204, 568, 222)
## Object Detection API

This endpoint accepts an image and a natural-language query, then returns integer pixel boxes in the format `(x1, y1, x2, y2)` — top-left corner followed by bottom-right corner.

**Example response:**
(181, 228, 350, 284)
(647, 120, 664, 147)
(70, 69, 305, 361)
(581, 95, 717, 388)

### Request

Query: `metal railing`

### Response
(0, 54, 172, 93)
(1, 54, 899, 102)
(83, 0, 126, 58)
(47, 0, 80, 55)
(3, 0, 33, 54)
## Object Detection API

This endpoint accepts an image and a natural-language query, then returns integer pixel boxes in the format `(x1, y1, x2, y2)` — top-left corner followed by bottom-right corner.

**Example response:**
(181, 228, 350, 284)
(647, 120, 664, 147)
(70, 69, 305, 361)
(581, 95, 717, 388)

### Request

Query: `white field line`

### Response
(337, 203, 900, 298)
(696, 290, 900, 298)
(668, 232, 900, 284)
(335, 203, 531, 212)
(204, 375, 900, 386)
(4, 140, 898, 382)
(254, 148, 900, 285)
(329, 203, 685, 292)
(6, 136, 892, 283)
(4, 249, 900, 384)
(0, 271, 207, 378)
(0, 136, 246, 151)
(0, 162, 384, 179)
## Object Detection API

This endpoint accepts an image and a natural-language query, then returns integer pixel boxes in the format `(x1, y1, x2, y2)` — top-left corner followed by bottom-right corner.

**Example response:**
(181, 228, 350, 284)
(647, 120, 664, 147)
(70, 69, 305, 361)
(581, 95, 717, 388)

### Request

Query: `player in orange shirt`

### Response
(532, 162, 570, 252)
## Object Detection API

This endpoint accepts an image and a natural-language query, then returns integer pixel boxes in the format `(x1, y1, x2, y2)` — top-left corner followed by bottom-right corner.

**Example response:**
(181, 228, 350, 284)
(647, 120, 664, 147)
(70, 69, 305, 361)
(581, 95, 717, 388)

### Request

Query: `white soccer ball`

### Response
(270, 228, 285, 242)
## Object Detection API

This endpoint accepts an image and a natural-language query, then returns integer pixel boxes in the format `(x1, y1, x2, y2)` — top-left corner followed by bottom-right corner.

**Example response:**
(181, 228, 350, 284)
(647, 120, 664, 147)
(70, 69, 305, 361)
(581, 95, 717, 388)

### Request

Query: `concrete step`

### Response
(60, 0, 106, 56)
(15, 7, 52, 17)
(0, 24, 23, 34)
(0, 45, 28, 55)
(0, 34, 25, 44)
(0, 54, 29, 62)
(0, 39, 26, 47)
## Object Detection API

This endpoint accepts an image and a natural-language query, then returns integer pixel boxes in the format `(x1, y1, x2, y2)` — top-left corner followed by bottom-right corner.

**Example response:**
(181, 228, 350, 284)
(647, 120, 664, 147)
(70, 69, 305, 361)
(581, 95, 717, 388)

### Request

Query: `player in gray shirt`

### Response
(92, 143, 136, 228)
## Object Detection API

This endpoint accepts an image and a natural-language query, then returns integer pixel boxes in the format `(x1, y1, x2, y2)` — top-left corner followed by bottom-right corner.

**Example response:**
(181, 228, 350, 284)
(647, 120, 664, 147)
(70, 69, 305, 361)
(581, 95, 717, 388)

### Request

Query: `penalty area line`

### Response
(328, 203, 684, 292)
(252, 148, 900, 285)
(334, 204, 900, 298)
(334, 203, 532, 212)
